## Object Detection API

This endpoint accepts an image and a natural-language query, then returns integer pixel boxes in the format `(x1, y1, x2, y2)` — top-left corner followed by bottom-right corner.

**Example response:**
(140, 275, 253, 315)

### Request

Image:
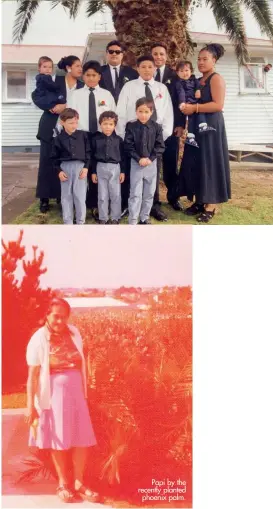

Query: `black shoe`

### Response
(139, 220, 151, 225)
(196, 209, 215, 223)
(56, 198, 61, 205)
(40, 199, 49, 213)
(150, 206, 168, 222)
(121, 208, 129, 218)
(169, 200, 184, 212)
(99, 220, 109, 224)
(184, 203, 204, 216)
(111, 220, 120, 224)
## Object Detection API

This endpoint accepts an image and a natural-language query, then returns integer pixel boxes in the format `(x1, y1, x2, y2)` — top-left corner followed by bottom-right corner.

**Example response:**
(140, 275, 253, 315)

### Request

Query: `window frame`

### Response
(239, 58, 269, 95)
(2, 68, 32, 103)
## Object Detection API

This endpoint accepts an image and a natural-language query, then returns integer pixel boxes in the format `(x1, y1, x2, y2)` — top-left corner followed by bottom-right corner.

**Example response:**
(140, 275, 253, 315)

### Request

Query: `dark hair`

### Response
(82, 60, 102, 75)
(106, 40, 125, 52)
(60, 108, 79, 122)
(99, 111, 118, 125)
(38, 56, 53, 69)
(137, 55, 155, 66)
(200, 43, 225, 62)
(176, 60, 194, 73)
(135, 97, 154, 112)
(151, 42, 168, 52)
(57, 55, 80, 72)
(46, 297, 71, 317)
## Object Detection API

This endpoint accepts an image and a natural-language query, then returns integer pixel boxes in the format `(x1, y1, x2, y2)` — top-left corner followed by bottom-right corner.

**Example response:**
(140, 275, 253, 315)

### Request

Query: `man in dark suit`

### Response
(100, 40, 138, 104)
(100, 40, 138, 216)
(151, 43, 183, 212)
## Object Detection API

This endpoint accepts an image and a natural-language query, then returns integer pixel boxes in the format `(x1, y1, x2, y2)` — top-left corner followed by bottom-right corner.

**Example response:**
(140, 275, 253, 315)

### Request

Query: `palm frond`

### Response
(86, 0, 105, 17)
(50, 0, 82, 18)
(242, 0, 273, 40)
(13, 0, 41, 43)
(207, 0, 248, 64)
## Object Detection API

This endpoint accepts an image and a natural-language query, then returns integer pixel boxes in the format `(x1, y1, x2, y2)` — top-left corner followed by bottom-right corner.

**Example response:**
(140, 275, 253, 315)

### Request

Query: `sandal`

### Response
(184, 203, 204, 216)
(75, 484, 99, 502)
(56, 484, 75, 503)
(197, 209, 215, 223)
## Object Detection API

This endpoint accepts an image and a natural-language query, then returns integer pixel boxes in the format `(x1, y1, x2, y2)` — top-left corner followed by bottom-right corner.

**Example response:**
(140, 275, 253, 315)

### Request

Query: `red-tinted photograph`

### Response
(2, 226, 192, 508)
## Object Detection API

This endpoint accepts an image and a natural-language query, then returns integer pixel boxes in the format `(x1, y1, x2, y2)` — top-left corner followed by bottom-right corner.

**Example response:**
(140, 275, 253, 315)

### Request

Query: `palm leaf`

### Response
(13, 0, 41, 43)
(86, 0, 105, 17)
(242, 0, 273, 39)
(207, 0, 248, 64)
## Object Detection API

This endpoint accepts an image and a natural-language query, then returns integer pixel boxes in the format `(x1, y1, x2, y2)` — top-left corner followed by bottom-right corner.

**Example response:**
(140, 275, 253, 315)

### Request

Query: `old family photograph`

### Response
(2, 1, 273, 226)
(2, 225, 192, 508)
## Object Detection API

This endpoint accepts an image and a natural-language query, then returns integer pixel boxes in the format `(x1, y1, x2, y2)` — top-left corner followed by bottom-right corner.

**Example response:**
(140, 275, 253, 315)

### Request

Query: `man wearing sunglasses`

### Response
(100, 40, 138, 217)
(100, 40, 138, 104)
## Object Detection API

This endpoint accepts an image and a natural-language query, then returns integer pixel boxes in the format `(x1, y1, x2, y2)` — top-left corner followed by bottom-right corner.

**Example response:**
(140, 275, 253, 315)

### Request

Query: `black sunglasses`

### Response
(108, 49, 123, 55)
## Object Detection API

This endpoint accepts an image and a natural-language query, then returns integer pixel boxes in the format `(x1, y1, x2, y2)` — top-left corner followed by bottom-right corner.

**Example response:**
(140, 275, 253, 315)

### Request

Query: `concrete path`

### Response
(2, 409, 112, 509)
(2, 153, 38, 223)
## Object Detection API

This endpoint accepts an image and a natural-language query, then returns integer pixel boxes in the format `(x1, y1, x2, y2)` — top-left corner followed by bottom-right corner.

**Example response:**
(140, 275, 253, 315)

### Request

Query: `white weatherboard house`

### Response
(2, 1, 273, 152)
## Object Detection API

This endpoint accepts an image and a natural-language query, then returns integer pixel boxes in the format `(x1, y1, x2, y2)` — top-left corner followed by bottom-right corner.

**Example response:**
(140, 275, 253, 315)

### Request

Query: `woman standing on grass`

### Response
(177, 43, 231, 223)
(25, 298, 98, 503)
(34, 55, 83, 213)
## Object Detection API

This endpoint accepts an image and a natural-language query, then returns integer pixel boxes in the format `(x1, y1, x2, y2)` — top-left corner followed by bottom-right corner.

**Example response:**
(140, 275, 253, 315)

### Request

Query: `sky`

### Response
(1, 226, 192, 289)
(2, 0, 271, 46)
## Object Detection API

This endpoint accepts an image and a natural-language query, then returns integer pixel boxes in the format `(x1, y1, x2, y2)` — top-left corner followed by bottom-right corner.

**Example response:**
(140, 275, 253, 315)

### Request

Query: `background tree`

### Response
(12, 0, 273, 65)
(2, 230, 54, 391)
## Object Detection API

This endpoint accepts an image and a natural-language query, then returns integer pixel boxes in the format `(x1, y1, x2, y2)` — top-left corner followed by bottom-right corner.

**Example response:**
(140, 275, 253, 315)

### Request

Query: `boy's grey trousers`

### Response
(97, 162, 121, 222)
(60, 161, 87, 225)
(128, 158, 157, 225)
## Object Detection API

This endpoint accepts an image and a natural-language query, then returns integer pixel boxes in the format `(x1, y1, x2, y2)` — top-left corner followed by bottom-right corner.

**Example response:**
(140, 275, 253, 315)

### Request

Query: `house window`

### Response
(3, 70, 31, 102)
(240, 57, 268, 94)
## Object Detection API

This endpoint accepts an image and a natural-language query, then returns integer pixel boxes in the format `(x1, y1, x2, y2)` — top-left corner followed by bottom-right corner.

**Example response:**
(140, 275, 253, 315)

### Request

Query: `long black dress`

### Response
(35, 76, 84, 200)
(177, 73, 231, 204)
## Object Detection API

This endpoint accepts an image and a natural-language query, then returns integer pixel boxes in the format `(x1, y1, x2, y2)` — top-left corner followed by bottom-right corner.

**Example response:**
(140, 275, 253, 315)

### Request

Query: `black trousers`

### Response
(36, 139, 61, 200)
(162, 135, 179, 204)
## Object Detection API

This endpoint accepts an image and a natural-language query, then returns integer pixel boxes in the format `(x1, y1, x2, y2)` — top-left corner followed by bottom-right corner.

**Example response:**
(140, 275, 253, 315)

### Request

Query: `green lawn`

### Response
(12, 169, 273, 225)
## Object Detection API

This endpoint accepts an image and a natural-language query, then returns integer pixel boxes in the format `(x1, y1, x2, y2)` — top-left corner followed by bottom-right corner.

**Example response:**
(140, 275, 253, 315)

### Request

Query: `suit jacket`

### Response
(166, 76, 186, 129)
(100, 64, 138, 104)
(158, 65, 176, 85)
(36, 76, 84, 143)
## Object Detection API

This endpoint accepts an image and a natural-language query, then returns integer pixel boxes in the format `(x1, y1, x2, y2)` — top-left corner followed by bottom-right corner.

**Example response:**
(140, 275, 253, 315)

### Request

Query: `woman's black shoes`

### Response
(184, 203, 204, 216)
(169, 200, 184, 212)
(39, 199, 49, 213)
(197, 209, 215, 223)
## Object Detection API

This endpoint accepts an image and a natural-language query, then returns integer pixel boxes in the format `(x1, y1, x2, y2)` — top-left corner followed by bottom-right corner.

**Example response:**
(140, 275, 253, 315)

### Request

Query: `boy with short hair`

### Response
(117, 55, 173, 222)
(67, 60, 116, 216)
(124, 98, 165, 225)
(32, 56, 66, 111)
(51, 108, 90, 225)
(91, 111, 125, 224)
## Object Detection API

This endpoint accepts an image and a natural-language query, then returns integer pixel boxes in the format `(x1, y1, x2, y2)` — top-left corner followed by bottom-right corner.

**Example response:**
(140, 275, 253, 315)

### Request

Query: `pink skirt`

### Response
(29, 370, 97, 450)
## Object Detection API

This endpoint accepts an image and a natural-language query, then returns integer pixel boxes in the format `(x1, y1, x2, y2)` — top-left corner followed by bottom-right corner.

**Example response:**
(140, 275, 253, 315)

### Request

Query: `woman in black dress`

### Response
(34, 55, 83, 212)
(178, 43, 231, 223)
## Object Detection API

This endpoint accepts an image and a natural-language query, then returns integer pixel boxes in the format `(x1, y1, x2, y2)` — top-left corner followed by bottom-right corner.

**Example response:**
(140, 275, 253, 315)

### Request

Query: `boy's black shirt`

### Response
(51, 129, 91, 174)
(91, 131, 125, 174)
(124, 119, 165, 163)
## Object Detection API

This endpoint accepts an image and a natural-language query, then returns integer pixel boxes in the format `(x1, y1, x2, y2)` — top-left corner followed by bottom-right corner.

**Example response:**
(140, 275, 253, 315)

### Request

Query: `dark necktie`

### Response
(113, 67, 120, 102)
(155, 68, 161, 82)
(144, 82, 157, 122)
(89, 87, 97, 134)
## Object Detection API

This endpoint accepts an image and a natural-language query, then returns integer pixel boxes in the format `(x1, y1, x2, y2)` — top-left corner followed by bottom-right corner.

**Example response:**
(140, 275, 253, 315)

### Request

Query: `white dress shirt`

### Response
(109, 64, 121, 88)
(68, 84, 116, 132)
(155, 65, 166, 83)
(26, 325, 87, 410)
(116, 76, 173, 140)
(65, 79, 77, 103)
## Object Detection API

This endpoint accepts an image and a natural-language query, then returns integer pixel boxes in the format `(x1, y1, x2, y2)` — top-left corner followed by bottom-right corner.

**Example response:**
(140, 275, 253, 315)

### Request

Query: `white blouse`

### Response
(26, 324, 87, 410)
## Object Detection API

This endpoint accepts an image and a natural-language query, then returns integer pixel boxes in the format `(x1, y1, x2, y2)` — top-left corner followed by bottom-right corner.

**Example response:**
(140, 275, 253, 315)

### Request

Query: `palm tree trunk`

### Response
(106, 0, 190, 66)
